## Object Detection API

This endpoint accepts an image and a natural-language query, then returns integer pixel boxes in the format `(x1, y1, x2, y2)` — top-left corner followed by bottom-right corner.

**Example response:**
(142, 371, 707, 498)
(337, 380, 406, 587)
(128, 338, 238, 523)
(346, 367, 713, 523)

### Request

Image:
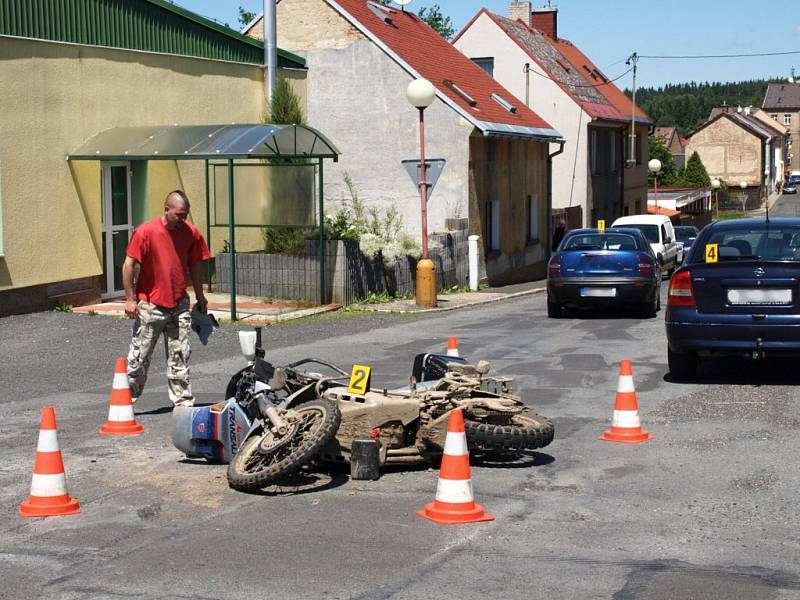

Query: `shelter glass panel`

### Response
(212, 162, 317, 227)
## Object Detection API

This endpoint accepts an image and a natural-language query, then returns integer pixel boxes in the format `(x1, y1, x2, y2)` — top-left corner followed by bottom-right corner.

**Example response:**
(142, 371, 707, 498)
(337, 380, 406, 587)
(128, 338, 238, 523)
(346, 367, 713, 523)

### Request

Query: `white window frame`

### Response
(528, 194, 539, 243)
(785, 114, 792, 125)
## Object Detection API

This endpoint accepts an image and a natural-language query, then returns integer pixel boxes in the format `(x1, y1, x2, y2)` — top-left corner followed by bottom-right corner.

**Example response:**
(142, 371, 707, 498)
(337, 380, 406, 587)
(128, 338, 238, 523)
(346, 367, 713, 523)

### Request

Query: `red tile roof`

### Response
(461, 9, 650, 125)
(552, 38, 650, 123)
(329, 0, 559, 137)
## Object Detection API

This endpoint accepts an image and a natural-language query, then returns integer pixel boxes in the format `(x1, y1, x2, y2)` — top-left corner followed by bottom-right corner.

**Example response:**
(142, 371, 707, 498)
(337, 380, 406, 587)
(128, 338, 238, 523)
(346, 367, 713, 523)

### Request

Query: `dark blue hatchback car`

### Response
(666, 218, 800, 379)
(547, 227, 661, 318)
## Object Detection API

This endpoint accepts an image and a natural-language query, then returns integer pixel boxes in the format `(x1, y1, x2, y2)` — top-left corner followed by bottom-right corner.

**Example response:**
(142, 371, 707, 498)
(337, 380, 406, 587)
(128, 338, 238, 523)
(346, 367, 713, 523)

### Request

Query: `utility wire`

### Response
(527, 65, 633, 89)
(639, 50, 800, 59)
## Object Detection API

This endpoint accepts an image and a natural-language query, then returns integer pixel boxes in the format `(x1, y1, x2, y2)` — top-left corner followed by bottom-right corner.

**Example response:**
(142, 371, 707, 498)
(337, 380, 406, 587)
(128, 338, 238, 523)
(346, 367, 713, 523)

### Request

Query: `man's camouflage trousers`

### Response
(127, 295, 194, 406)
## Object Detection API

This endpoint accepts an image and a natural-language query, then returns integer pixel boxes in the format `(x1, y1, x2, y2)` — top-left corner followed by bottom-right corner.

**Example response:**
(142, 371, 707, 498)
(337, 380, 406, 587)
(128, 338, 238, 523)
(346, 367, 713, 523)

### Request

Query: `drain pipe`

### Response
(547, 140, 566, 260)
(264, 0, 278, 111)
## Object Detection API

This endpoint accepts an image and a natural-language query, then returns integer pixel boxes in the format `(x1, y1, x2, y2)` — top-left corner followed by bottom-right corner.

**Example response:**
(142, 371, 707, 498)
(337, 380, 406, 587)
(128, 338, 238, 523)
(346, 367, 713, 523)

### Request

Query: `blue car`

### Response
(674, 225, 699, 264)
(666, 218, 800, 379)
(547, 228, 662, 318)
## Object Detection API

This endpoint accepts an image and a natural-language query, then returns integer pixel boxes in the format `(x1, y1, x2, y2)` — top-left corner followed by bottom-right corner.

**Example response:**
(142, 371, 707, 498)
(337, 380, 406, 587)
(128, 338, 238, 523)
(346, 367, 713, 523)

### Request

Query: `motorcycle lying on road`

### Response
(172, 329, 554, 492)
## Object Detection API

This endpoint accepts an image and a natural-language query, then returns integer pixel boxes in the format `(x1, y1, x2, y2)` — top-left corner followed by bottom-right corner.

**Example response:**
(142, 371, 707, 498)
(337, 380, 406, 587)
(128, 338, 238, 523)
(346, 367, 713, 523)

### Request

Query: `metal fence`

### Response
(215, 222, 472, 305)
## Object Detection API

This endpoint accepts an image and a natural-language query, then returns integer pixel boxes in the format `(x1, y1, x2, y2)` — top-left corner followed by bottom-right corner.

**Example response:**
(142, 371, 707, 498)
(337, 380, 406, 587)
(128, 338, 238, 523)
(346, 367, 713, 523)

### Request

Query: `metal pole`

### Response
(419, 107, 429, 259)
(627, 53, 638, 167)
(654, 175, 658, 211)
(319, 158, 325, 305)
(204, 159, 212, 291)
(227, 159, 237, 321)
(524, 63, 530, 106)
(264, 0, 278, 110)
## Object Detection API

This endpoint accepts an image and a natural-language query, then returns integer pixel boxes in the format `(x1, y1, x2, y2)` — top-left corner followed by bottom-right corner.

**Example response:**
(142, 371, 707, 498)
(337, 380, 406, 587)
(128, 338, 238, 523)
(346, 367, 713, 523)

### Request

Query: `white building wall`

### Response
(277, 0, 470, 239)
(454, 12, 590, 225)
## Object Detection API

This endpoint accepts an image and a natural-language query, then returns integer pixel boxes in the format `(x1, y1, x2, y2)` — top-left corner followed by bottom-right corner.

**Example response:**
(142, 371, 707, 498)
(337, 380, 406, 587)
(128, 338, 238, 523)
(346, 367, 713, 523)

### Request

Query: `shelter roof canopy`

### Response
(67, 124, 339, 161)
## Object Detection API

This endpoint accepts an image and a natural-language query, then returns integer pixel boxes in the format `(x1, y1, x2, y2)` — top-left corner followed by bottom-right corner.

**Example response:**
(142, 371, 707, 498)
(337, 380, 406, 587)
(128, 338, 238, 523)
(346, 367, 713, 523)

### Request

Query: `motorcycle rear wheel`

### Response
(465, 413, 554, 451)
(227, 399, 341, 492)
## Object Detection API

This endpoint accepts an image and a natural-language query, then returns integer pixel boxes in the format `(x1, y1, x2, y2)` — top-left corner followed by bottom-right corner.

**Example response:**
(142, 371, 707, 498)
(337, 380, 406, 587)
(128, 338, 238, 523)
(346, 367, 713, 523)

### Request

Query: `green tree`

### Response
(679, 151, 711, 187)
(418, 5, 455, 40)
(648, 135, 679, 186)
(238, 6, 257, 27)
(267, 76, 306, 125)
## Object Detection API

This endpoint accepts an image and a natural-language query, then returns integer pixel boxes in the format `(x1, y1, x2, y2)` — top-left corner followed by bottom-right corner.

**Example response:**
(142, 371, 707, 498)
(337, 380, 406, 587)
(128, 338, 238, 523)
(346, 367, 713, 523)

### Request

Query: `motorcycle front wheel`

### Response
(227, 399, 341, 492)
(465, 413, 554, 452)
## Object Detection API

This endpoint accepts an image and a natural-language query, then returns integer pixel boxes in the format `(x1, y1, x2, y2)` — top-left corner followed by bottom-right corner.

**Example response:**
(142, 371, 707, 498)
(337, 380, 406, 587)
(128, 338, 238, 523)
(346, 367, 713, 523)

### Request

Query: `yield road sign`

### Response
(402, 159, 446, 200)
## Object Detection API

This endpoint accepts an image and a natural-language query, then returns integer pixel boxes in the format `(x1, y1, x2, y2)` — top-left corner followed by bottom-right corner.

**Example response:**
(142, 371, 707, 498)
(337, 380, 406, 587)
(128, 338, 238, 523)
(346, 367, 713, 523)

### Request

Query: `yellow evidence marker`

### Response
(597, 220, 606, 233)
(348, 364, 372, 394)
(705, 243, 719, 263)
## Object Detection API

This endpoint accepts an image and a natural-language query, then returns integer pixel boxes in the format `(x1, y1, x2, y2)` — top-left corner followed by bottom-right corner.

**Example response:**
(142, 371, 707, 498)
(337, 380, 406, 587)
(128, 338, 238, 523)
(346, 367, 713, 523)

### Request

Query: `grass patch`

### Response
(53, 302, 73, 313)
(715, 211, 748, 221)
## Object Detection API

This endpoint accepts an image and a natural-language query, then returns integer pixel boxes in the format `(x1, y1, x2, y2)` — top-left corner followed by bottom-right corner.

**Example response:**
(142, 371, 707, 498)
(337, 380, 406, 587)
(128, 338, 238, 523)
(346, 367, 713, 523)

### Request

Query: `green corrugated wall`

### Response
(0, 0, 305, 68)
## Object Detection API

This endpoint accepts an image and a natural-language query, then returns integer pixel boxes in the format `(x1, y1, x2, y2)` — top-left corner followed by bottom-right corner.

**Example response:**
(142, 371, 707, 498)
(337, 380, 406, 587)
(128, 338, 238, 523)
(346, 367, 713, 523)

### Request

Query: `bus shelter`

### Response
(68, 124, 340, 319)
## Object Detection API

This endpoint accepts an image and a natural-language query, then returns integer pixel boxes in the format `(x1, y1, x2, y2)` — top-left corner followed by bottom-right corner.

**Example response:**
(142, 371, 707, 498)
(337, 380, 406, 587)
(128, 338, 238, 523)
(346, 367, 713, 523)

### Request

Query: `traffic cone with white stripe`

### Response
(446, 336, 460, 357)
(99, 357, 144, 436)
(599, 359, 654, 444)
(416, 409, 494, 524)
(19, 406, 80, 517)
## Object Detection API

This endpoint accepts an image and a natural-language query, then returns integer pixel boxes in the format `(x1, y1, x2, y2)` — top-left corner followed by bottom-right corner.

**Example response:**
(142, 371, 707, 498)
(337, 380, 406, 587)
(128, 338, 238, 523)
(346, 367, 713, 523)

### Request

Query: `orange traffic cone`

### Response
(99, 357, 144, 436)
(446, 336, 460, 357)
(599, 359, 654, 444)
(417, 409, 494, 525)
(19, 406, 80, 517)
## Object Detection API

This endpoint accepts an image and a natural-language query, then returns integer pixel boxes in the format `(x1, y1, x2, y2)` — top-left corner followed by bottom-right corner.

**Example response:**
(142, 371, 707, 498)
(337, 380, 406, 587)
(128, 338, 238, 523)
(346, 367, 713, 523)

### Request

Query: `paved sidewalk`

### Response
(348, 279, 547, 313)
(72, 291, 341, 324)
(72, 279, 547, 322)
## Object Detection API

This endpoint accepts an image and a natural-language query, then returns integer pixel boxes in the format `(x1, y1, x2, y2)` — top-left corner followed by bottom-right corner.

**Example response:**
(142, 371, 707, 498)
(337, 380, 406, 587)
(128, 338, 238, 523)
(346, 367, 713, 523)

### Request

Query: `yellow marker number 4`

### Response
(348, 364, 372, 394)
(705, 243, 719, 263)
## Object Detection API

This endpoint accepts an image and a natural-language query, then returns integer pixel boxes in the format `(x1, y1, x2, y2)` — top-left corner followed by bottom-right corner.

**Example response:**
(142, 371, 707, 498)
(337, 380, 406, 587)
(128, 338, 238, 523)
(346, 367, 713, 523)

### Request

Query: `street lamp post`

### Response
(648, 158, 662, 211)
(711, 178, 721, 220)
(740, 180, 748, 216)
(406, 78, 437, 308)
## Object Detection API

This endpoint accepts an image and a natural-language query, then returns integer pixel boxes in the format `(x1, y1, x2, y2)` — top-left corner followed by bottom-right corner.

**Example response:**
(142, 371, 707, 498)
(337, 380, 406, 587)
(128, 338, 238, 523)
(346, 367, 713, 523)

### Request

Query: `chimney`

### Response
(531, 4, 558, 39)
(509, 2, 532, 25)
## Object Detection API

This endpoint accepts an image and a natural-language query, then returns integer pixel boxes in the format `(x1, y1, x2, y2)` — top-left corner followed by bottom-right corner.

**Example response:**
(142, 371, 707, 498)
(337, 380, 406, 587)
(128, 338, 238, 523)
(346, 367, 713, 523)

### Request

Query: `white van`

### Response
(611, 214, 680, 276)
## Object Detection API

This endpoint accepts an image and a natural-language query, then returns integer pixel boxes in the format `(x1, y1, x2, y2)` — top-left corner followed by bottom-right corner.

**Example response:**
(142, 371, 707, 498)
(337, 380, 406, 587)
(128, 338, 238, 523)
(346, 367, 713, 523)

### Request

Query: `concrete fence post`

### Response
(468, 235, 480, 291)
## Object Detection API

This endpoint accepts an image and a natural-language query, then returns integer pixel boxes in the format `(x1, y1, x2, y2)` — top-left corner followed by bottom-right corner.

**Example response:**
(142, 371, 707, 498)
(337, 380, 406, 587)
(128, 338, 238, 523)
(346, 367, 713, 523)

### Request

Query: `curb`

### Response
(350, 286, 546, 314)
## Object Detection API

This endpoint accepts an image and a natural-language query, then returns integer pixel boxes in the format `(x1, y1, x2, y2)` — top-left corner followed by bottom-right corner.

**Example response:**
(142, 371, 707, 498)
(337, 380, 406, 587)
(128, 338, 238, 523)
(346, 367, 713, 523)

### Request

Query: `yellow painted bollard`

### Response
(416, 258, 437, 308)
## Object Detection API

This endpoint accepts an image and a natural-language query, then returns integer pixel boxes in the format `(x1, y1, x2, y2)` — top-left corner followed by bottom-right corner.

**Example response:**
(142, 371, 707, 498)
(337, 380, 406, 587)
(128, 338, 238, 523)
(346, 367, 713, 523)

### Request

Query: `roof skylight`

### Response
(491, 93, 517, 114)
(443, 80, 477, 106)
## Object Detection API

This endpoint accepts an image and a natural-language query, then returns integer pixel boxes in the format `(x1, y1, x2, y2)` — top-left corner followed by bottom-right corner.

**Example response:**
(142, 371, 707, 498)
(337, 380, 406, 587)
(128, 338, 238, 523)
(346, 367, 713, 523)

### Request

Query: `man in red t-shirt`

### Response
(122, 190, 210, 407)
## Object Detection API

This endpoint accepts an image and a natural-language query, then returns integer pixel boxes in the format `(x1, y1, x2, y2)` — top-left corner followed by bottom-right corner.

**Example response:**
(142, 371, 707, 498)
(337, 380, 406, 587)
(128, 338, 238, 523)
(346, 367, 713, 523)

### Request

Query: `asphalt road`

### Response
(1, 288, 800, 599)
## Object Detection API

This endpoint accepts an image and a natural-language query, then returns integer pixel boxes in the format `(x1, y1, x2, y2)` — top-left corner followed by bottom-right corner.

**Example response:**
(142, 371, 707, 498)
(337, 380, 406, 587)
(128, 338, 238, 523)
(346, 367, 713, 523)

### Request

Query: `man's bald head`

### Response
(165, 190, 190, 211)
(162, 190, 190, 230)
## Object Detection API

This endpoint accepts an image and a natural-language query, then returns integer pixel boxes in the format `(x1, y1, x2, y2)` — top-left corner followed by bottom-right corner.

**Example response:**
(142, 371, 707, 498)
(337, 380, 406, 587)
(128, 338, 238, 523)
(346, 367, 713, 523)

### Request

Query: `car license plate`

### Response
(580, 287, 616, 297)
(727, 288, 792, 305)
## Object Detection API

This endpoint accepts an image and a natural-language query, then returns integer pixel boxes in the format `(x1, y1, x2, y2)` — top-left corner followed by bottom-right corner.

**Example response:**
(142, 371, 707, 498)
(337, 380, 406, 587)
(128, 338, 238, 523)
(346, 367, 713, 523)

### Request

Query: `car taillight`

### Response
(668, 270, 695, 307)
(548, 257, 561, 277)
(638, 261, 653, 276)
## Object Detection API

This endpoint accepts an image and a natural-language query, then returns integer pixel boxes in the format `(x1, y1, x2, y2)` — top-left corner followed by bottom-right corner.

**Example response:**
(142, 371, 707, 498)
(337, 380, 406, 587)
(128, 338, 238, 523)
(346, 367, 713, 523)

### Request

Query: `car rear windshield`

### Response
(562, 233, 640, 251)
(674, 227, 698, 241)
(693, 226, 800, 261)
(619, 224, 659, 244)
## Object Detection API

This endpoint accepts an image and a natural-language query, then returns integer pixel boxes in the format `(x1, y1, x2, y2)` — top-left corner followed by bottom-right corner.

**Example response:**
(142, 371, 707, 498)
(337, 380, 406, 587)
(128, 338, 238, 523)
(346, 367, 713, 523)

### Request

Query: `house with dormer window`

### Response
(453, 2, 652, 228)
(245, 0, 564, 284)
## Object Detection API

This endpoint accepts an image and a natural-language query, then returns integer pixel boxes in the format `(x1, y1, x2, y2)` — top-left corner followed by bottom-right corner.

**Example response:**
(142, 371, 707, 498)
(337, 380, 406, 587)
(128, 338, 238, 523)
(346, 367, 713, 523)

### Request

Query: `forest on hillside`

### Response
(626, 78, 785, 136)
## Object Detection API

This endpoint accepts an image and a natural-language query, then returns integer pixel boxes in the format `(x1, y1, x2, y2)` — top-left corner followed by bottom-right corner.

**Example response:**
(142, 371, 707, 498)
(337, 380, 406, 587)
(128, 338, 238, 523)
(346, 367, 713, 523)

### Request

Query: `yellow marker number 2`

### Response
(705, 243, 719, 263)
(348, 364, 372, 394)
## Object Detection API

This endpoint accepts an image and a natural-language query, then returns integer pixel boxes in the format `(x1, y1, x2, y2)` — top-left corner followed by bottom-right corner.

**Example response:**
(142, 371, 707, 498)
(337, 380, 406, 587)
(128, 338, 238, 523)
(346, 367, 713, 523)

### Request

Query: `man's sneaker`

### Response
(131, 396, 139, 404)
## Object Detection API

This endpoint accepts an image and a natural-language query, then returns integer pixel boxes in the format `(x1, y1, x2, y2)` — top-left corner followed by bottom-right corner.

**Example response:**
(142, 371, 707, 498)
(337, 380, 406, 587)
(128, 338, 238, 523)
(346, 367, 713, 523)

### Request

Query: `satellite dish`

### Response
(393, 0, 413, 6)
